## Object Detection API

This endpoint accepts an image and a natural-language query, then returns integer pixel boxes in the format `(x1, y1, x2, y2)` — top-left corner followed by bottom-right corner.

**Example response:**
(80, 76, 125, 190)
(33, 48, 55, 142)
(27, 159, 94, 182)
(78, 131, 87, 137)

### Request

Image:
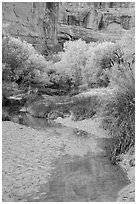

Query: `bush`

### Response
(2, 30, 51, 88)
(53, 39, 88, 88)
(85, 41, 120, 87)
(70, 95, 98, 120)
(117, 28, 135, 65)
(101, 62, 135, 163)
(100, 29, 135, 164)
(52, 40, 122, 89)
(3, 25, 134, 97)
(51, 30, 135, 90)
(47, 69, 73, 90)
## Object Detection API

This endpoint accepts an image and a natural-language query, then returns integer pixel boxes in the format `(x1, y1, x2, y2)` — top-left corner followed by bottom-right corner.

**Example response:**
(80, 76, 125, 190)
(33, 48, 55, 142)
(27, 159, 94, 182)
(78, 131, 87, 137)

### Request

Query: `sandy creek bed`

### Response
(2, 114, 130, 202)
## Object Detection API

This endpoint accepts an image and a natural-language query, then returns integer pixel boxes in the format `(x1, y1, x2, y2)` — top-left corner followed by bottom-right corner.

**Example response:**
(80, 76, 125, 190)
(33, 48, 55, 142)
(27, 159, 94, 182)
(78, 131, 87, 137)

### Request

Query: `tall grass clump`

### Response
(102, 62, 135, 163)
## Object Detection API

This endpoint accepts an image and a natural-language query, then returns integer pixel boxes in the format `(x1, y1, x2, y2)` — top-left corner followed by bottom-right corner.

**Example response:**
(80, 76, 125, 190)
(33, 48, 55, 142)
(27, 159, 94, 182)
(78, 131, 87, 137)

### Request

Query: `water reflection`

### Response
(20, 113, 63, 130)
(25, 153, 129, 202)
(13, 113, 129, 202)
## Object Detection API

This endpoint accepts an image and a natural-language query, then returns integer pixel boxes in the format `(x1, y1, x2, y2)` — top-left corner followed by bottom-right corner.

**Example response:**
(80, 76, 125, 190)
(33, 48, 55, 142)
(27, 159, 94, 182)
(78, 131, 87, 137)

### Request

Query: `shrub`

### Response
(84, 29, 135, 88)
(101, 62, 135, 163)
(117, 28, 135, 64)
(2, 30, 51, 88)
(2, 63, 12, 81)
(85, 41, 120, 87)
(100, 29, 135, 163)
(47, 68, 73, 90)
(52, 40, 122, 89)
(70, 95, 98, 120)
(53, 39, 88, 88)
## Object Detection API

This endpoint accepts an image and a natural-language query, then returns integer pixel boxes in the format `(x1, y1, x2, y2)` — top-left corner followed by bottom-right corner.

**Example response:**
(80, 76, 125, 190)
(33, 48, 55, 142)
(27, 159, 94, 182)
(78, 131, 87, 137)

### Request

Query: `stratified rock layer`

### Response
(2, 2, 135, 51)
(2, 2, 58, 53)
(2, 2, 46, 52)
(58, 2, 135, 43)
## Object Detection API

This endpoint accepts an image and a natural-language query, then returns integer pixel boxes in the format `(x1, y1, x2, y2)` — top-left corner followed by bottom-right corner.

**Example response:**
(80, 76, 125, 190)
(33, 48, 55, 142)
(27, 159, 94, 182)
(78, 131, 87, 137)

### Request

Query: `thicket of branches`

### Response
(2, 25, 135, 161)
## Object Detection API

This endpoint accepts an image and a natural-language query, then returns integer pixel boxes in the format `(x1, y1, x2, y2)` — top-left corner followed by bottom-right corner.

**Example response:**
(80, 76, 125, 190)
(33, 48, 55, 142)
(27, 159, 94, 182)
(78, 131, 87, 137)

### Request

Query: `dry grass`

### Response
(101, 64, 135, 163)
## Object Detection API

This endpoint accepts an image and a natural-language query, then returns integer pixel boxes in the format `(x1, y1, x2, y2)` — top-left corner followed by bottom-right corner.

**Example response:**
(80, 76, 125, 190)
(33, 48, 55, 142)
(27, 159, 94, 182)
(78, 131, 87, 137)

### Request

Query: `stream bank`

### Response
(55, 116, 135, 202)
(3, 114, 130, 202)
(2, 87, 135, 202)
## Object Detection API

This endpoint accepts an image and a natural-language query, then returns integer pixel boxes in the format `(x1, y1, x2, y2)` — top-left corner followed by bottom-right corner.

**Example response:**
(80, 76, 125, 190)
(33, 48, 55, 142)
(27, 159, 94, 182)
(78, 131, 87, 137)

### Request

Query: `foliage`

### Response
(101, 62, 135, 163)
(97, 30, 135, 163)
(46, 53, 61, 63)
(47, 69, 73, 90)
(53, 39, 88, 88)
(118, 28, 135, 64)
(70, 95, 98, 121)
(84, 41, 121, 87)
(52, 40, 124, 89)
(4, 31, 134, 92)
(2, 30, 51, 88)
(50, 29, 135, 91)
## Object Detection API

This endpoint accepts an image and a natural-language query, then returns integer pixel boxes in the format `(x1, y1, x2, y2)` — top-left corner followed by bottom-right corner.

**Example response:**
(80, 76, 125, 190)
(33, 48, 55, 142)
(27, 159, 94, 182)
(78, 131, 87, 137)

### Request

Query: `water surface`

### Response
(17, 113, 130, 202)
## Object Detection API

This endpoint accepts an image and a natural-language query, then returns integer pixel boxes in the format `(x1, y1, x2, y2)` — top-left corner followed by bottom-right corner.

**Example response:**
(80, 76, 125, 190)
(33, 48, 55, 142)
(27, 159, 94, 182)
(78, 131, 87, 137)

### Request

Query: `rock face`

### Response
(98, 8, 135, 31)
(58, 2, 135, 43)
(58, 24, 126, 44)
(2, 2, 59, 53)
(43, 2, 59, 52)
(59, 2, 134, 30)
(2, 2, 135, 53)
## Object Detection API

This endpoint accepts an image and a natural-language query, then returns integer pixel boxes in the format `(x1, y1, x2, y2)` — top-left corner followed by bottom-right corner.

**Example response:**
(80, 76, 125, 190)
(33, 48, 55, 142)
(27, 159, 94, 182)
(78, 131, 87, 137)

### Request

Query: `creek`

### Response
(13, 112, 130, 202)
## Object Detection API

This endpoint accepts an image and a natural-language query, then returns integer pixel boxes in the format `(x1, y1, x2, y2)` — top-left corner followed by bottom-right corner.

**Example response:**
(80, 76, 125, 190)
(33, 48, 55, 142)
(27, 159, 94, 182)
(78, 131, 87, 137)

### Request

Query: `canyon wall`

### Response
(2, 2, 135, 54)
(2, 2, 58, 53)
(58, 2, 135, 43)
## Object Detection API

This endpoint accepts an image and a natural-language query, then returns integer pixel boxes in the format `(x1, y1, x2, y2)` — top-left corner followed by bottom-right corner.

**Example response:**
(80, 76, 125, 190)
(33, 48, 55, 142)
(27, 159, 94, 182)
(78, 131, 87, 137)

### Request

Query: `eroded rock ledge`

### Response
(2, 2, 135, 53)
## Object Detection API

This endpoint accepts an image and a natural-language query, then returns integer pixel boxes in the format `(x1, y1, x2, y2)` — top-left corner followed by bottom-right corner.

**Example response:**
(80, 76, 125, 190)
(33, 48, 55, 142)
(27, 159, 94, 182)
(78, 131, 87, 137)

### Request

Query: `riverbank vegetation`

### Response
(2, 25, 135, 163)
(101, 63, 135, 163)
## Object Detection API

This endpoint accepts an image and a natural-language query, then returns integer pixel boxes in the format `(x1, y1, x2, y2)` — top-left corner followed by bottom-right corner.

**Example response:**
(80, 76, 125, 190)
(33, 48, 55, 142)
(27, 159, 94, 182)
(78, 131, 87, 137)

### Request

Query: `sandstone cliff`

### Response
(58, 2, 135, 43)
(2, 2, 58, 53)
(2, 2, 135, 54)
